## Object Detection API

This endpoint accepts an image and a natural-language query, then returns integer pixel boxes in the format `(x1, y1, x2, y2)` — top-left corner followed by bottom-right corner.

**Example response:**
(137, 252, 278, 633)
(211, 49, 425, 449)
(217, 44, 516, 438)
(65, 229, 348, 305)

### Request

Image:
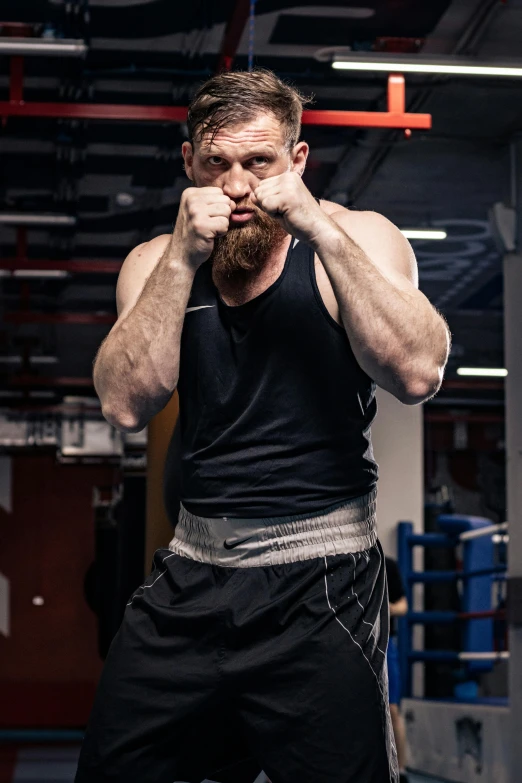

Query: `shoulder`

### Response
(116, 233, 171, 318)
(319, 201, 402, 238)
(124, 233, 171, 270)
(319, 202, 418, 287)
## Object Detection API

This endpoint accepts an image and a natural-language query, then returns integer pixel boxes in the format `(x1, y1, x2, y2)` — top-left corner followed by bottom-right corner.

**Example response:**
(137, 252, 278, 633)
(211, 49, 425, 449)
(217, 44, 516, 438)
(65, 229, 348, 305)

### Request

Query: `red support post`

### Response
(19, 282, 31, 311)
(9, 56, 24, 104)
(16, 228, 28, 260)
(217, 0, 251, 73)
(387, 74, 406, 114)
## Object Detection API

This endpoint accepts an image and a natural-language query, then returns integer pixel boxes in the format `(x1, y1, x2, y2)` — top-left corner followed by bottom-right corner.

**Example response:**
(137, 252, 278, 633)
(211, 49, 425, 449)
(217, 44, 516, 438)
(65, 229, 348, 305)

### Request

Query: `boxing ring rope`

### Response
(411, 651, 509, 662)
(460, 522, 509, 541)
(397, 515, 509, 699)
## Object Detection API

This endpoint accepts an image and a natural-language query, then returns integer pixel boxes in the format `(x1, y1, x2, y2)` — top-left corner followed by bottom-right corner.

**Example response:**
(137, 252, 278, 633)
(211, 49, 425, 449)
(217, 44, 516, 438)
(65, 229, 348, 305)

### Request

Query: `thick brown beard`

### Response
(210, 206, 288, 277)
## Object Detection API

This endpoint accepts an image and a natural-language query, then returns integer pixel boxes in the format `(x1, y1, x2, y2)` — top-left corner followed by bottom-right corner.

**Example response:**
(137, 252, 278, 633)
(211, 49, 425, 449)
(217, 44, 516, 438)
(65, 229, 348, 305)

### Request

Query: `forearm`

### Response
(94, 243, 195, 431)
(312, 223, 448, 403)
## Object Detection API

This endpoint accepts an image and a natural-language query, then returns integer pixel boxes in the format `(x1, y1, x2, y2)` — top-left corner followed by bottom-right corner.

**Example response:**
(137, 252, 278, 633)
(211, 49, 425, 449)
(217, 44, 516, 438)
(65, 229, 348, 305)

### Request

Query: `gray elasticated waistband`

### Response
(168, 490, 377, 567)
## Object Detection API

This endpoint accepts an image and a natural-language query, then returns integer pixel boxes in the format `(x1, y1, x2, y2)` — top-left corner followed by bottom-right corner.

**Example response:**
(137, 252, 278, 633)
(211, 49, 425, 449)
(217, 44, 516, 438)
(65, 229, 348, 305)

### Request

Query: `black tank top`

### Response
(166, 236, 378, 519)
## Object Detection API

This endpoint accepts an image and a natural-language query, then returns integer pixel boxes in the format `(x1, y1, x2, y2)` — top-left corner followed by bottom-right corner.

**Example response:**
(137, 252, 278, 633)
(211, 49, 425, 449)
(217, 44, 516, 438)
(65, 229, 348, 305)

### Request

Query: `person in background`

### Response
(386, 556, 409, 783)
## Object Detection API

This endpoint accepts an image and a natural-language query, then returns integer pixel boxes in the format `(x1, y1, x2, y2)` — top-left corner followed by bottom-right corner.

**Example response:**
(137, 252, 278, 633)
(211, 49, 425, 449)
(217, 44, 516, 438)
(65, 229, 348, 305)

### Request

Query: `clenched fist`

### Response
(252, 171, 330, 246)
(172, 187, 234, 269)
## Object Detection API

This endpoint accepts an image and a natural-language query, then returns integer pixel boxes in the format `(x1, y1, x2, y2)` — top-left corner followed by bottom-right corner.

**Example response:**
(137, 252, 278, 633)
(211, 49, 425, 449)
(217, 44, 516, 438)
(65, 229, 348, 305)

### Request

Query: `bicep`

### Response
(115, 234, 171, 321)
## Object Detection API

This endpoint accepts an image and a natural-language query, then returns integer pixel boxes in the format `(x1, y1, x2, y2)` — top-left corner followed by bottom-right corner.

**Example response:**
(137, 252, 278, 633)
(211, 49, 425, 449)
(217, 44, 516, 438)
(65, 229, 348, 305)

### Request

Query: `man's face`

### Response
(182, 113, 308, 275)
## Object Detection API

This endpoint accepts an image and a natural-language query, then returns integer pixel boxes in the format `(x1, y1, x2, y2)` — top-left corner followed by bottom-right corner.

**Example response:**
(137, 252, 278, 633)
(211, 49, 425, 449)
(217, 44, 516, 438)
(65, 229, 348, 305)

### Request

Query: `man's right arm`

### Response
(94, 186, 234, 432)
(93, 234, 196, 432)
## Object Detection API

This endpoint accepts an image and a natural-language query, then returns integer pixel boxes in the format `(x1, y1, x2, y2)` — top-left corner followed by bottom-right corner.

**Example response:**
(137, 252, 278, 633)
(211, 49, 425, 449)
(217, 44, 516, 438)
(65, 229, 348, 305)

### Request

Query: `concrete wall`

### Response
(371, 387, 424, 555)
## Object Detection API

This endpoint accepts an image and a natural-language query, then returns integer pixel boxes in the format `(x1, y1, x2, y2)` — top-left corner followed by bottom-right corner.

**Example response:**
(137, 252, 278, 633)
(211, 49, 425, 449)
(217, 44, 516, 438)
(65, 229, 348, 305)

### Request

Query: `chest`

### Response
(214, 252, 342, 326)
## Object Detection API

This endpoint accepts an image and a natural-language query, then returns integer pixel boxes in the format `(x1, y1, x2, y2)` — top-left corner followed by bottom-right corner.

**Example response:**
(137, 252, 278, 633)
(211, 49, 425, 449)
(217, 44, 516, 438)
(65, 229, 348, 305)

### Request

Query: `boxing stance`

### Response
(75, 69, 449, 783)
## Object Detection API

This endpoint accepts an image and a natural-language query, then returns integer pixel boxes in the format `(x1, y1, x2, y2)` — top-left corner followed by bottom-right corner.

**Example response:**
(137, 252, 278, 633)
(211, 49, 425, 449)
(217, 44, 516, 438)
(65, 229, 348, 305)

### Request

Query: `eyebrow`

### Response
(200, 145, 278, 159)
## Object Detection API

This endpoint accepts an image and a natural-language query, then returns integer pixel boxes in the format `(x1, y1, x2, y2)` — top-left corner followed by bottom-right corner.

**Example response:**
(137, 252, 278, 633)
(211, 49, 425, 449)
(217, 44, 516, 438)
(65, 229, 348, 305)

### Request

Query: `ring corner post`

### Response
(398, 521, 414, 698)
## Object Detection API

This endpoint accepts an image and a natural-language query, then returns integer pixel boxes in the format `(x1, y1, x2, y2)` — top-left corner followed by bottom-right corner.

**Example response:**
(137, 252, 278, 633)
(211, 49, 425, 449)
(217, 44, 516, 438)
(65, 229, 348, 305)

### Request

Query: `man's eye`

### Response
(252, 157, 268, 165)
(208, 157, 223, 165)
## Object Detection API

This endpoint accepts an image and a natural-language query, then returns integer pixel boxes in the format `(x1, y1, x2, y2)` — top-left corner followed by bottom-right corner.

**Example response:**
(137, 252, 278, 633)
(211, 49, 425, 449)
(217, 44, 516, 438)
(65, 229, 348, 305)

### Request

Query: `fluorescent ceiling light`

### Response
(0, 37, 87, 57)
(457, 367, 508, 377)
(401, 229, 447, 240)
(332, 54, 522, 78)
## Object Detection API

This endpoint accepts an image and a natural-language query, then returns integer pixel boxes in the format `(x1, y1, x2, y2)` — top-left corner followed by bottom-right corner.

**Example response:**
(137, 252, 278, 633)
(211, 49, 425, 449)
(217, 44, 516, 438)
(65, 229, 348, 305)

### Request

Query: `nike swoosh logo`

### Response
(223, 537, 252, 550)
(185, 305, 215, 313)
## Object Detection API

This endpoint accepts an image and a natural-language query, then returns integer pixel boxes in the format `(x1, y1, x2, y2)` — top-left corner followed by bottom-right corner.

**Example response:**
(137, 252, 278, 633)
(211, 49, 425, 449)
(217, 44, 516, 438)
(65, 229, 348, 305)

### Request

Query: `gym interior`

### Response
(0, 1, 521, 782)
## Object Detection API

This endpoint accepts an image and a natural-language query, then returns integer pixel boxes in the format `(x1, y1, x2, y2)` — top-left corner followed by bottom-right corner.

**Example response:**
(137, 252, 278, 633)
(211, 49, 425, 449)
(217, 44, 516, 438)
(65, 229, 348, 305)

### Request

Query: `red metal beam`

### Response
(4, 311, 116, 325)
(217, 0, 251, 72)
(0, 101, 189, 122)
(0, 101, 432, 129)
(301, 109, 430, 129)
(0, 259, 122, 274)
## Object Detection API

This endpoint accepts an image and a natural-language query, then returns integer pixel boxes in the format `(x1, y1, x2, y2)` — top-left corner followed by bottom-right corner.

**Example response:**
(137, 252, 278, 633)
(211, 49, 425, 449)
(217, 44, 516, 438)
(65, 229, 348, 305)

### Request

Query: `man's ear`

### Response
(182, 141, 194, 181)
(291, 141, 309, 177)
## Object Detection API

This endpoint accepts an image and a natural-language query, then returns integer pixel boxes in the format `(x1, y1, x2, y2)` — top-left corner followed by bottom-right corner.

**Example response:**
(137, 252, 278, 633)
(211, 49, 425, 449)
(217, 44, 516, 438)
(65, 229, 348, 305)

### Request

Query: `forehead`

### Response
(197, 113, 286, 153)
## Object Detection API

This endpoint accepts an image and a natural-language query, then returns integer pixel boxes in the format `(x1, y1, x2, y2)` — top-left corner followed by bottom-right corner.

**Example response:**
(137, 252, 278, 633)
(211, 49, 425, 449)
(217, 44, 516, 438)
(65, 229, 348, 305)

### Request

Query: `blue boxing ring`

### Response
(397, 515, 508, 700)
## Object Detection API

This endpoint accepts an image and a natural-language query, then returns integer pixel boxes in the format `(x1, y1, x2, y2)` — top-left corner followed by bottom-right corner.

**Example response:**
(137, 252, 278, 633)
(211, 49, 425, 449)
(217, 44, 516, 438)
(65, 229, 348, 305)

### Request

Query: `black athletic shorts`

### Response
(75, 493, 398, 783)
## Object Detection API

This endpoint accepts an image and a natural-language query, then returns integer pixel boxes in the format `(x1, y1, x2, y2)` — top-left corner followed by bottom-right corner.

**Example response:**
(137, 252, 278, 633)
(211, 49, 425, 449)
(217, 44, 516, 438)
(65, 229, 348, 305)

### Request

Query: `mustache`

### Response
(231, 200, 259, 215)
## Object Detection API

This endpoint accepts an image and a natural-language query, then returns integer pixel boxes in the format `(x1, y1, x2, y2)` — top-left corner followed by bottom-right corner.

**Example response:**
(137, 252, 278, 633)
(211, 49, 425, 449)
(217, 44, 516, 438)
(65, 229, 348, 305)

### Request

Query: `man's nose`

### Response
(220, 164, 254, 201)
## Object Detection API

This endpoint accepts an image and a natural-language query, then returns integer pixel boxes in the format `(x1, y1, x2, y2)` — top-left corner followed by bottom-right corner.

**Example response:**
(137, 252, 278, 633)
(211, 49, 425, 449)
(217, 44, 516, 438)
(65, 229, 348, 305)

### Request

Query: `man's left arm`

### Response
(253, 171, 450, 404)
(313, 207, 450, 405)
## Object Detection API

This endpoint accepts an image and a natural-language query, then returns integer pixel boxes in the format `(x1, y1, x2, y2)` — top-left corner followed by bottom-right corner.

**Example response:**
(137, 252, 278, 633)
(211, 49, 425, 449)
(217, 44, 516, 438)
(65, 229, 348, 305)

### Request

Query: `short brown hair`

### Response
(187, 68, 312, 150)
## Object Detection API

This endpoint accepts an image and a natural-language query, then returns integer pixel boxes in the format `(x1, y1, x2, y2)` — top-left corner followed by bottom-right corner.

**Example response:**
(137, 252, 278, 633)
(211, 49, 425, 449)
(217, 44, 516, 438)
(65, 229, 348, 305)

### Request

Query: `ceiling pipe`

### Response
(0, 37, 87, 57)
(0, 214, 76, 226)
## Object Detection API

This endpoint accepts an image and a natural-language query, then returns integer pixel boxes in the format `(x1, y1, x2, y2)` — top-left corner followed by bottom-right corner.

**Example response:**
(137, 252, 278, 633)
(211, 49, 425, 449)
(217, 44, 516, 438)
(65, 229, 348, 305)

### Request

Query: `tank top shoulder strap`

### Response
(281, 235, 315, 298)
(186, 259, 216, 310)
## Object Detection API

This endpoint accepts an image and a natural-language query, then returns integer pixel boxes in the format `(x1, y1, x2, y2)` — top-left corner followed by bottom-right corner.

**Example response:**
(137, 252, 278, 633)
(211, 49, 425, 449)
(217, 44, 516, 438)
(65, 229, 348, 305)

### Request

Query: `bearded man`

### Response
(76, 69, 449, 783)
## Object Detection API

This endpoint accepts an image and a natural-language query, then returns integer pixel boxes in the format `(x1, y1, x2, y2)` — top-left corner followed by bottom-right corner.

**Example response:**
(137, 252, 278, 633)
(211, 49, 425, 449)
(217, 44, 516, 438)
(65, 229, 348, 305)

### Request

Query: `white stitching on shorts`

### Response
(350, 553, 387, 657)
(324, 555, 386, 701)
(126, 552, 177, 606)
